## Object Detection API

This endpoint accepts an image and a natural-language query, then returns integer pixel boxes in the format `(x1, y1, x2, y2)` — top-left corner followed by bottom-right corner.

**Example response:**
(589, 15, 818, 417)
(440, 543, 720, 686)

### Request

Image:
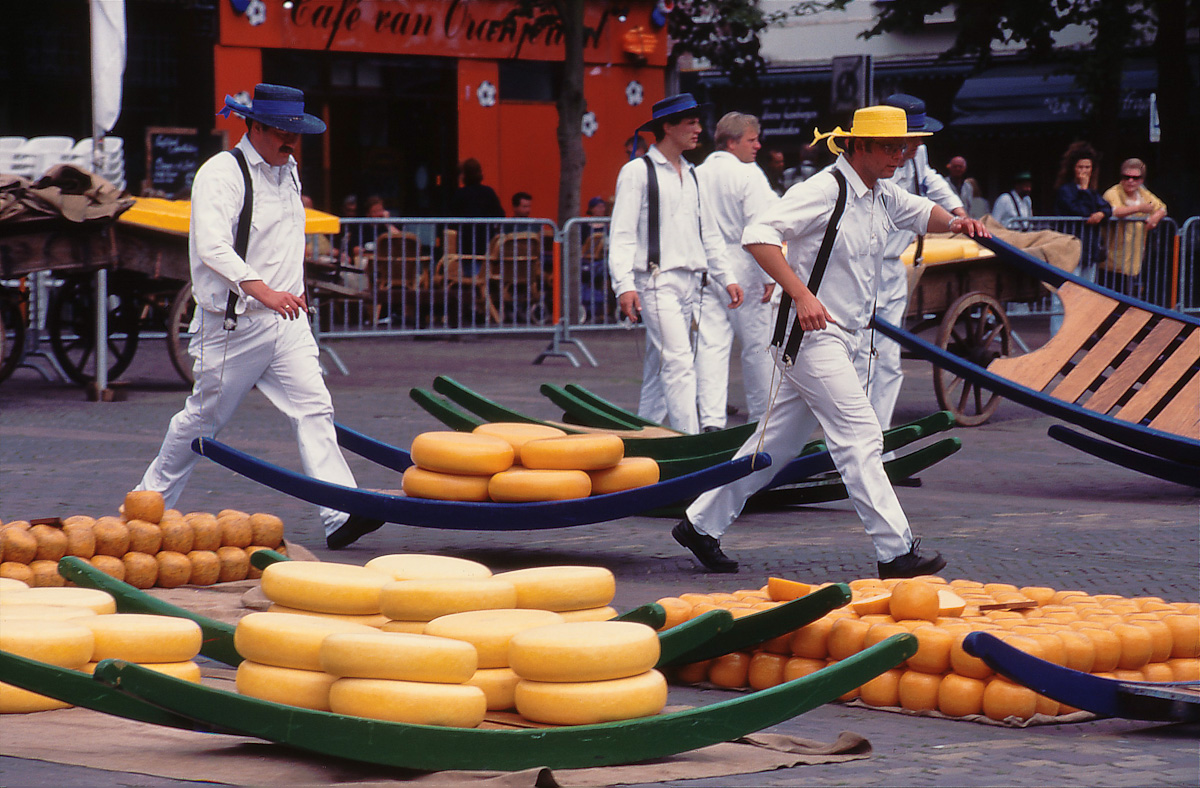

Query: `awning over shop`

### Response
(952, 61, 1157, 128)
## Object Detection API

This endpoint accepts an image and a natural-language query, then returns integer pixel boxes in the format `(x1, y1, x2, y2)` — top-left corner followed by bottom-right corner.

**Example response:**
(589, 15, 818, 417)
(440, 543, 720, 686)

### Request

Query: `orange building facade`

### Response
(213, 0, 668, 219)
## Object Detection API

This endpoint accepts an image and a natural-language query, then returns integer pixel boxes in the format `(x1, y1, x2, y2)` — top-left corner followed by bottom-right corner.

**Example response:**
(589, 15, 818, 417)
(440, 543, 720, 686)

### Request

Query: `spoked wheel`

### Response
(48, 271, 141, 386)
(0, 290, 27, 384)
(166, 282, 196, 385)
(933, 292, 1012, 426)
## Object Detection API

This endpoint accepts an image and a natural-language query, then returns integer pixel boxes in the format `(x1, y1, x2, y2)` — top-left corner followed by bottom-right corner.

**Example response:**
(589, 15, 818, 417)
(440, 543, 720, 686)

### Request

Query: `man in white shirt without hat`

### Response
(694, 112, 780, 432)
(672, 105, 990, 577)
(608, 93, 744, 434)
(135, 83, 382, 550)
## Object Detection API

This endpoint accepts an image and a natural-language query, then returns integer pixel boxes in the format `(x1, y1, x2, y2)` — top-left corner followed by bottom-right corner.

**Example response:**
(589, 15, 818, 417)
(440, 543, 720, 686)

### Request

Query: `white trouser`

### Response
(136, 309, 356, 533)
(634, 268, 702, 434)
(853, 256, 907, 431)
(685, 325, 913, 562)
(695, 275, 776, 430)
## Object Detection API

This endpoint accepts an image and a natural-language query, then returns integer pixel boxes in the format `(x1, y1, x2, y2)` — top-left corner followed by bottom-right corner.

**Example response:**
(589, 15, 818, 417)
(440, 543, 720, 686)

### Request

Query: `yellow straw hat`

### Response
(813, 105, 931, 155)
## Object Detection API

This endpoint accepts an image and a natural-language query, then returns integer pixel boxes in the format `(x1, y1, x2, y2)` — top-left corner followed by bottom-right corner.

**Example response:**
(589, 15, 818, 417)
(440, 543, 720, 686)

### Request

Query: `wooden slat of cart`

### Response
(1084, 319, 1187, 415)
(1147, 370, 1200, 438)
(1051, 307, 1154, 404)
(1115, 330, 1200, 425)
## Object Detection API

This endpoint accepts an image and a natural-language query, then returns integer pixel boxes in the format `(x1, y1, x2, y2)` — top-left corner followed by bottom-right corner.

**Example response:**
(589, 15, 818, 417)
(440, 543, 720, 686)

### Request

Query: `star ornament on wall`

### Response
(625, 80, 644, 106)
(477, 81, 497, 108)
(581, 111, 598, 138)
(245, 0, 266, 26)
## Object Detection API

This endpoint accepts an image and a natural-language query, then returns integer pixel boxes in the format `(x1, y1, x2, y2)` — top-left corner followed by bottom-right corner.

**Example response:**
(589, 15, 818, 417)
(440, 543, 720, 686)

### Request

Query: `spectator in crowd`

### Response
(301, 194, 331, 260)
(758, 147, 787, 196)
(511, 191, 533, 219)
(625, 134, 649, 160)
(784, 143, 821, 187)
(584, 195, 609, 238)
(946, 156, 988, 218)
(1053, 142, 1112, 271)
(451, 158, 505, 265)
(991, 171, 1034, 227)
(342, 193, 358, 217)
(1100, 158, 1168, 297)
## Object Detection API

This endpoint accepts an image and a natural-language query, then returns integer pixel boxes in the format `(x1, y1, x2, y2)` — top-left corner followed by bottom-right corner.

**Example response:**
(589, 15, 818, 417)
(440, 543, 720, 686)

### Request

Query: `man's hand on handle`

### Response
(241, 279, 308, 320)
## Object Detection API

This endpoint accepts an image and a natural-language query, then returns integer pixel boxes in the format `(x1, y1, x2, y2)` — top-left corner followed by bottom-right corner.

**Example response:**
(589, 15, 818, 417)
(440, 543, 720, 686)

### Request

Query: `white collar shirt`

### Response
(607, 144, 731, 297)
(882, 145, 962, 259)
(741, 155, 934, 329)
(992, 190, 1033, 226)
(188, 134, 306, 315)
(696, 150, 779, 290)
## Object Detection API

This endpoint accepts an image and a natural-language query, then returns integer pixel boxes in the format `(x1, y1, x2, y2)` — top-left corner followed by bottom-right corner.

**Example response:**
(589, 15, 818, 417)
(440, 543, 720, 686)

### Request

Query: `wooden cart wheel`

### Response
(0, 291, 26, 384)
(933, 292, 1012, 426)
(47, 272, 141, 387)
(166, 282, 196, 385)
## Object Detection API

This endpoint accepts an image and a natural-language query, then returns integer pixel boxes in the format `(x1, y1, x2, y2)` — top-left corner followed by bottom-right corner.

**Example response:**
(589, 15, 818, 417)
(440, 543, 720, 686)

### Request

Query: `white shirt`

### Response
(188, 135, 307, 315)
(696, 150, 779, 292)
(992, 190, 1033, 226)
(742, 156, 934, 330)
(607, 144, 732, 297)
(882, 145, 962, 260)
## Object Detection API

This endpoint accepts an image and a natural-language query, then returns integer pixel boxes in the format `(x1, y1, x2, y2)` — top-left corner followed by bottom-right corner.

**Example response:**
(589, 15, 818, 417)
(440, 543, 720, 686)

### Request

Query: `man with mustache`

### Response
(135, 83, 383, 550)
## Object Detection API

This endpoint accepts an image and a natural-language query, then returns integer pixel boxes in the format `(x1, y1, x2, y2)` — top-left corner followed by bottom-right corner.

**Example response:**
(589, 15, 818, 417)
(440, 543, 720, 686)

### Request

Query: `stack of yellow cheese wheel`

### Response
(259, 560, 392, 628)
(509, 621, 667, 725)
(363, 554, 504, 634)
(403, 431, 515, 502)
(494, 565, 619, 622)
(321, 631, 487, 727)
(0, 618, 94, 712)
(77, 613, 204, 682)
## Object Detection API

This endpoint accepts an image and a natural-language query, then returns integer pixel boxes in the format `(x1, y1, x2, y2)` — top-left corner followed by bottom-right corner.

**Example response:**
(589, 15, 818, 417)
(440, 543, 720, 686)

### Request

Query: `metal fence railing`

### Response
(1178, 216, 1199, 317)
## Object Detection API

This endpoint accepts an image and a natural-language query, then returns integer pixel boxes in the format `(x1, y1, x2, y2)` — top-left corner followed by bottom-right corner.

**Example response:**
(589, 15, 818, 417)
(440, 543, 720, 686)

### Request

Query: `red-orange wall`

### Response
(213, 47, 263, 141)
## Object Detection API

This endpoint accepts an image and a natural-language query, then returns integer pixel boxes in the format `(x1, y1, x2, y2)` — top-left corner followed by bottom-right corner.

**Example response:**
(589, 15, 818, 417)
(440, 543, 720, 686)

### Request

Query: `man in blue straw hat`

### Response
(608, 93, 744, 434)
(135, 83, 383, 550)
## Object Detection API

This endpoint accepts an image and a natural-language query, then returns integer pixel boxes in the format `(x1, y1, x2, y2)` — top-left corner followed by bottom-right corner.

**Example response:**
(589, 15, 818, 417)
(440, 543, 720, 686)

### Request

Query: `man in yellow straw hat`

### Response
(673, 104, 988, 577)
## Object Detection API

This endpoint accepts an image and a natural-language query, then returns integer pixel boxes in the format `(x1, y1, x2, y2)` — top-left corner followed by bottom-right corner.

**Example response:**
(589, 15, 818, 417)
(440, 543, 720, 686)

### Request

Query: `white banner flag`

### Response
(90, 0, 127, 136)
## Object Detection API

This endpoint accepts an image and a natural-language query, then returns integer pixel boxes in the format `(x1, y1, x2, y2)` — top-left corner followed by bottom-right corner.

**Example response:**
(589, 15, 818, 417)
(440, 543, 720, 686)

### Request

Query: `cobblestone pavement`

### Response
(1, 327, 1196, 787)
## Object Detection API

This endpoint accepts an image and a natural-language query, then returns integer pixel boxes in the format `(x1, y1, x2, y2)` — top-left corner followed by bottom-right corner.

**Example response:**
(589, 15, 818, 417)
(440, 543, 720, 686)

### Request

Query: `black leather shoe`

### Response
(672, 518, 738, 573)
(326, 514, 385, 550)
(893, 476, 923, 488)
(878, 538, 946, 579)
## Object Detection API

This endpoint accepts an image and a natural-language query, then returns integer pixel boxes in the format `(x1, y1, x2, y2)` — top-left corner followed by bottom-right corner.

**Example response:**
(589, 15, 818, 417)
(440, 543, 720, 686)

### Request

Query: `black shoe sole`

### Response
(326, 516, 384, 550)
(672, 523, 738, 573)
(878, 553, 947, 580)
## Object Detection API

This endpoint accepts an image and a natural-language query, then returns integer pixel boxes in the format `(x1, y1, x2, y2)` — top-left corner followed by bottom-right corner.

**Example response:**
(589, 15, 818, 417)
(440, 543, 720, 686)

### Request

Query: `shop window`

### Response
(499, 61, 557, 103)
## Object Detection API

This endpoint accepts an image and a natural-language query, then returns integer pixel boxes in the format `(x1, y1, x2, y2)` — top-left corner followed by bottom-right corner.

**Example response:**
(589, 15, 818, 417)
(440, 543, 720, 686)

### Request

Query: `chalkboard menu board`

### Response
(145, 127, 226, 198)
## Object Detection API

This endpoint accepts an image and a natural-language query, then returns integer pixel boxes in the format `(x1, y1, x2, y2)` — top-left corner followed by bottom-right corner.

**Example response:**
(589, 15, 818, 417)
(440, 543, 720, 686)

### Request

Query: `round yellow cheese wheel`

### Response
(260, 561, 390, 615)
(379, 577, 518, 621)
(0, 619, 94, 668)
(82, 614, 202, 663)
(0, 577, 29, 591)
(0, 682, 72, 713)
(2, 587, 116, 614)
(557, 606, 619, 623)
(235, 660, 337, 711)
(587, 457, 660, 495)
(79, 660, 202, 683)
(488, 468, 592, 502)
(234, 612, 378, 671)
(466, 667, 521, 711)
(509, 621, 660, 682)
(320, 631, 477, 683)
(402, 466, 492, 502)
(381, 620, 427, 634)
(329, 677, 486, 727)
(266, 604, 389, 628)
(424, 609, 565, 668)
(519, 433, 624, 470)
(515, 669, 668, 725)
(410, 431, 514, 475)
(493, 565, 616, 612)
(365, 554, 492, 581)
(0, 604, 97, 622)
(472, 423, 567, 463)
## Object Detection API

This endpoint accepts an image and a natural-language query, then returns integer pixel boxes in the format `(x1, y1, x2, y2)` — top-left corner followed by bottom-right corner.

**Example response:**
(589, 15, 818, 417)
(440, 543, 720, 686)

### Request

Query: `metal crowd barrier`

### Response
(1178, 216, 1199, 316)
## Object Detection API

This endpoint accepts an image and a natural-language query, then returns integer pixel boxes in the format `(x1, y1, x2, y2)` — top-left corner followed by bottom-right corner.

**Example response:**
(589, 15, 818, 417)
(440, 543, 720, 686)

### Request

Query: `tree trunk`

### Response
(556, 0, 586, 227)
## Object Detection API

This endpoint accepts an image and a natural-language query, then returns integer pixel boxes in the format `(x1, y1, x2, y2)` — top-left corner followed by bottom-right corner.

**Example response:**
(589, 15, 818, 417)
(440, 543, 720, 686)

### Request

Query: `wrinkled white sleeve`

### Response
(607, 160, 644, 296)
(189, 154, 258, 290)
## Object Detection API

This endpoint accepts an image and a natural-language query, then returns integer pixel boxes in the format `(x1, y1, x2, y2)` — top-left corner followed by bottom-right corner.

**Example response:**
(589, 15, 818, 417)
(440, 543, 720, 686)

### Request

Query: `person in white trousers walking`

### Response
(672, 105, 990, 576)
(694, 112, 780, 432)
(135, 84, 382, 550)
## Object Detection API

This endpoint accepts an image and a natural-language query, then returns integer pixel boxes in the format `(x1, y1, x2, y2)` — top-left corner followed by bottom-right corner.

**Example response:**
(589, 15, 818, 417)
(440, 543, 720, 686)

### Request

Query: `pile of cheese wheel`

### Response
(659, 576, 1200, 723)
(0, 581, 204, 713)
(0, 491, 286, 589)
(401, 424, 659, 502)
(235, 555, 666, 727)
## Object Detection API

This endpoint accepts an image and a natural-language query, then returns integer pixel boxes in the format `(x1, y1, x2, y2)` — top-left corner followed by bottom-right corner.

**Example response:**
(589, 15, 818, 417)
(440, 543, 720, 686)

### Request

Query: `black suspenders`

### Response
(771, 168, 847, 365)
(223, 148, 254, 329)
(642, 154, 701, 272)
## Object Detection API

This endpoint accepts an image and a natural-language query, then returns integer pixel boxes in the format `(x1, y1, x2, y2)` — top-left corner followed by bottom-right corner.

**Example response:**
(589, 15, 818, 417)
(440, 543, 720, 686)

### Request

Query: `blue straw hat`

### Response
(636, 93, 707, 132)
(217, 83, 326, 135)
(882, 93, 943, 134)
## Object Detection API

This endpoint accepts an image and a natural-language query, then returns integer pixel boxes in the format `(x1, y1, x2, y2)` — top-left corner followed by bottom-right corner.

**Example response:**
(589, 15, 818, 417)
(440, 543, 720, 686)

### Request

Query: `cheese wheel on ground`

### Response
(380, 577, 517, 621)
(508, 621, 659, 682)
(0, 619, 94, 668)
(466, 667, 521, 710)
(514, 669, 667, 725)
(236, 660, 337, 710)
(424, 609, 565, 668)
(80, 660, 202, 683)
(82, 614, 202, 663)
(266, 604, 389, 628)
(260, 561, 390, 615)
(557, 606, 619, 623)
(0, 683, 72, 713)
(0, 563, 34, 585)
(29, 560, 66, 588)
(587, 457, 660, 495)
(365, 554, 492, 581)
(473, 423, 567, 463)
(402, 466, 492, 502)
(249, 513, 284, 548)
(123, 490, 165, 524)
(0, 604, 96, 622)
(4, 587, 116, 614)
(488, 468, 591, 502)
(493, 565, 615, 612)
(234, 612, 378, 671)
(329, 677, 486, 727)
(520, 434, 624, 470)
(30, 524, 68, 562)
(320, 631, 477, 683)
(410, 431, 514, 475)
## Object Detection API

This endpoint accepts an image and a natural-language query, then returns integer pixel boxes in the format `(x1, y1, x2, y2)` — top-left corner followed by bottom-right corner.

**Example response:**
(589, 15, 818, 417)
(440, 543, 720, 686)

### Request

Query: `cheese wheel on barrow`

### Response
(329, 678, 486, 727)
(508, 621, 660, 682)
(82, 614, 202, 663)
(488, 468, 591, 502)
(379, 577, 518, 621)
(466, 667, 521, 710)
(365, 554, 492, 581)
(260, 561, 390, 615)
(5, 586, 116, 615)
(236, 660, 338, 711)
(424, 609, 565, 668)
(320, 631, 477, 683)
(0, 619, 94, 669)
(557, 606, 619, 623)
(266, 604, 390, 628)
(587, 457, 660, 495)
(515, 670, 668, 725)
(493, 565, 616, 612)
(402, 466, 492, 502)
(472, 423, 567, 463)
(410, 432, 514, 475)
(80, 659, 202, 683)
(234, 612, 378, 671)
(519, 434, 624, 470)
